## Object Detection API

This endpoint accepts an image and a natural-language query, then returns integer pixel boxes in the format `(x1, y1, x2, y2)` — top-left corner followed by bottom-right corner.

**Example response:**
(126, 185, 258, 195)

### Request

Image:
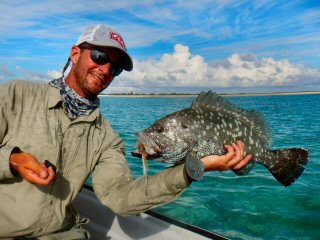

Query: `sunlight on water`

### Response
(94, 94, 320, 240)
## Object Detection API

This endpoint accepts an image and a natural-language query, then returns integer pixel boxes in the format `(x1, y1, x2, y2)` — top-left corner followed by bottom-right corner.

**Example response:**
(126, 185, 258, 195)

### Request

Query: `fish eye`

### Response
(181, 124, 188, 129)
(156, 127, 164, 133)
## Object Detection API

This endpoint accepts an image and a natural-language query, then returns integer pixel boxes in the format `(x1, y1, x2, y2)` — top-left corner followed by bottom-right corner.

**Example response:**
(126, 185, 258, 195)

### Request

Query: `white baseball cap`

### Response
(76, 24, 133, 71)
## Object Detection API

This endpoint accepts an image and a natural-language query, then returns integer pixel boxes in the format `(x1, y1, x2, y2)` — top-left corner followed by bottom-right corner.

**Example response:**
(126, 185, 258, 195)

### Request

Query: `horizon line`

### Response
(100, 90, 320, 97)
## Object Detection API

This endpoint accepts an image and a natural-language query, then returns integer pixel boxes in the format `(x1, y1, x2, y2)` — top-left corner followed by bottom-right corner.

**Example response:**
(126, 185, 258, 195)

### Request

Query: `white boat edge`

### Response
(72, 185, 230, 240)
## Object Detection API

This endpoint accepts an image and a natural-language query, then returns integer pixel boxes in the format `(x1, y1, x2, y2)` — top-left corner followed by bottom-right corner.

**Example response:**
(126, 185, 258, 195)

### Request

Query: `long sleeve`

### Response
(0, 82, 16, 180)
(92, 134, 191, 216)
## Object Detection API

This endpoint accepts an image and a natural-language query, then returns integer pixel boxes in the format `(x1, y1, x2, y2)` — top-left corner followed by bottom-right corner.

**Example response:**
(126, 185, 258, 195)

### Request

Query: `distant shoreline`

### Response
(99, 91, 320, 98)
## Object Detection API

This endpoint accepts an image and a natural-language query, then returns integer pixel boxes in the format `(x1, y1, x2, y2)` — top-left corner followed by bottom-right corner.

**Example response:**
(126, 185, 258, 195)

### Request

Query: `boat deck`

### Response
(72, 186, 229, 240)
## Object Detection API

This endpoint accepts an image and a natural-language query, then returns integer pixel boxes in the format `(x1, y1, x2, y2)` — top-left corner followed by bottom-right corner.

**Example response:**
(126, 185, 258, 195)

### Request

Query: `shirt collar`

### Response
(46, 82, 101, 124)
(47, 83, 63, 109)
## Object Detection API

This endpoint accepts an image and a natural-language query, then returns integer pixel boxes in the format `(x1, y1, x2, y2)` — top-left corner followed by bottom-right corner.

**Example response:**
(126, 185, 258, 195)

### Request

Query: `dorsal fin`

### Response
(191, 91, 271, 144)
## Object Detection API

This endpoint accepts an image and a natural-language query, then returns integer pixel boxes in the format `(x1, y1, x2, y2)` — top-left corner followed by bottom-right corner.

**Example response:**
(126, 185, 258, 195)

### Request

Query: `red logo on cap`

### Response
(110, 31, 126, 50)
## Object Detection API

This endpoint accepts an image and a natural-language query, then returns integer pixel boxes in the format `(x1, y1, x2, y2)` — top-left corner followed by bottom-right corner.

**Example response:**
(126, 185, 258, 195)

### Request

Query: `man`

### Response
(0, 24, 251, 239)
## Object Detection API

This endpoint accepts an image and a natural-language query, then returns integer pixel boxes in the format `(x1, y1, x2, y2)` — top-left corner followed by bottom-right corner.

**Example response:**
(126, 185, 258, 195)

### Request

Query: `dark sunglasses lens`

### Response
(91, 49, 110, 65)
(90, 49, 123, 77)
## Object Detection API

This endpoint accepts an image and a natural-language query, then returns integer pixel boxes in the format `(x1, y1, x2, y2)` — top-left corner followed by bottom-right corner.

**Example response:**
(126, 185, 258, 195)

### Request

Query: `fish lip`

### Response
(132, 131, 162, 159)
(133, 131, 191, 162)
(131, 149, 161, 160)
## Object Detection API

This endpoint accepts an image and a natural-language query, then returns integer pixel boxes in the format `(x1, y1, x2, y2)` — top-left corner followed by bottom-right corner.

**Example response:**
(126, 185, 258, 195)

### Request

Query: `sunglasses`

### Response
(80, 45, 123, 77)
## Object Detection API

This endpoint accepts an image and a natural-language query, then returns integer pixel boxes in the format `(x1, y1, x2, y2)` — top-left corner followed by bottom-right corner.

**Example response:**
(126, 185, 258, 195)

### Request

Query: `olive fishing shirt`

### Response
(0, 80, 190, 238)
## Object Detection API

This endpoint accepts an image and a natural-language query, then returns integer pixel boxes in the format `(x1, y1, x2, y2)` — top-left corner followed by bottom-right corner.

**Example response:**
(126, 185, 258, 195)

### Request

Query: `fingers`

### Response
(223, 141, 251, 170)
(227, 142, 243, 167)
(198, 140, 252, 172)
(37, 163, 49, 179)
(224, 144, 235, 159)
(236, 140, 244, 158)
(36, 166, 55, 185)
(25, 160, 48, 180)
(22, 166, 56, 185)
(233, 154, 252, 170)
(10, 153, 56, 185)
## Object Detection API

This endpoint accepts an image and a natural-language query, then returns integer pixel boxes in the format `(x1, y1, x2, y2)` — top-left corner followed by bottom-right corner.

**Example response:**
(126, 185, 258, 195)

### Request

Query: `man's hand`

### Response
(10, 152, 55, 185)
(201, 141, 252, 172)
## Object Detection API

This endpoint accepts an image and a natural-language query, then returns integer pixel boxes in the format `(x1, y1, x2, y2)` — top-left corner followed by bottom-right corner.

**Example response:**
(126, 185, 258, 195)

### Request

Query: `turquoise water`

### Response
(94, 94, 320, 240)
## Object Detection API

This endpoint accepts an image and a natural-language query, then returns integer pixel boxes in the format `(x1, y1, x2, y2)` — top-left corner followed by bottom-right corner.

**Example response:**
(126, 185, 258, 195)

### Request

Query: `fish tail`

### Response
(260, 148, 309, 186)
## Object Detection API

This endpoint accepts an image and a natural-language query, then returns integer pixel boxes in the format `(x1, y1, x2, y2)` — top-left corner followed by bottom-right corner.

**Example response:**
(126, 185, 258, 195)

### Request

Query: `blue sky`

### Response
(0, 0, 319, 94)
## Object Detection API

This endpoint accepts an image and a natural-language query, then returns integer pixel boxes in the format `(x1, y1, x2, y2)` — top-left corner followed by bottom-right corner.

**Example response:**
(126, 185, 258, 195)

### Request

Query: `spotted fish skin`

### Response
(135, 91, 309, 186)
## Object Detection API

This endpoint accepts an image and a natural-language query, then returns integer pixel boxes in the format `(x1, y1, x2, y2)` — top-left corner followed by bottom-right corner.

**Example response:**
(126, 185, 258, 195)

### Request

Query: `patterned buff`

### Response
(49, 78, 100, 119)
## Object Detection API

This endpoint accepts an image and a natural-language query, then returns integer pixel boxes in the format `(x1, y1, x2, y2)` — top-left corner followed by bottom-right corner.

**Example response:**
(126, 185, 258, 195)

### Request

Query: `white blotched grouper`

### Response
(132, 91, 309, 186)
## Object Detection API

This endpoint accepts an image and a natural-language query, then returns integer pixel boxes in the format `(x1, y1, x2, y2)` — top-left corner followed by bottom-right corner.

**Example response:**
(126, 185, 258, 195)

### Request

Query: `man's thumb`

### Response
(37, 164, 49, 179)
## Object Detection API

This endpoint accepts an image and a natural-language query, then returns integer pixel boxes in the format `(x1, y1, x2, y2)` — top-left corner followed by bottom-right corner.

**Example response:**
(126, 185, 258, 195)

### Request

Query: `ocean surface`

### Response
(88, 93, 320, 240)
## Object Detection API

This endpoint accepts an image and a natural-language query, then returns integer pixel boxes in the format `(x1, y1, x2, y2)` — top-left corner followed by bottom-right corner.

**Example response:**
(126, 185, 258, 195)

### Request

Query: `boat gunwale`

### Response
(83, 184, 229, 240)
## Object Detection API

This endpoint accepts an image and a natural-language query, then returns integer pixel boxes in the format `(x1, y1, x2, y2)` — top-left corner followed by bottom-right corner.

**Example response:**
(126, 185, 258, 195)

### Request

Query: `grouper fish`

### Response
(132, 91, 309, 186)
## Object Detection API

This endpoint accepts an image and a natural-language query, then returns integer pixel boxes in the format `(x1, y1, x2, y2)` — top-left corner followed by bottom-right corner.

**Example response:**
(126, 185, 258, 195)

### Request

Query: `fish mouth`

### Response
(131, 132, 162, 160)
(131, 149, 161, 160)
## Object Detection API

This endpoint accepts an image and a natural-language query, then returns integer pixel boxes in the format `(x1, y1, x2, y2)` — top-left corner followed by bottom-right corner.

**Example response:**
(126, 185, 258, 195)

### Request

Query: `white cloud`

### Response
(0, 67, 62, 83)
(0, 64, 15, 83)
(131, 44, 208, 86)
(14, 65, 52, 82)
(0, 64, 16, 77)
(3, 43, 319, 93)
(208, 54, 320, 87)
(47, 70, 63, 79)
(111, 44, 320, 93)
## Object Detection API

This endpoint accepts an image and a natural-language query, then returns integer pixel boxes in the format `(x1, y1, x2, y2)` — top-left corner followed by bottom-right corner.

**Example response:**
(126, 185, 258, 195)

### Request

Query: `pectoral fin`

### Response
(185, 152, 205, 181)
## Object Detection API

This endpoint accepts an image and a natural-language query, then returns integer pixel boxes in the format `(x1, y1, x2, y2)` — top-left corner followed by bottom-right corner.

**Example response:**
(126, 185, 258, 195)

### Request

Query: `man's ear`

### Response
(70, 45, 81, 65)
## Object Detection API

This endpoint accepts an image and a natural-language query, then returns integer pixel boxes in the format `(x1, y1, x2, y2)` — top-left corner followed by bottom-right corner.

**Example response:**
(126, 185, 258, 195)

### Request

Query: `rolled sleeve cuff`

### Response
(0, 145, 18, 179)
